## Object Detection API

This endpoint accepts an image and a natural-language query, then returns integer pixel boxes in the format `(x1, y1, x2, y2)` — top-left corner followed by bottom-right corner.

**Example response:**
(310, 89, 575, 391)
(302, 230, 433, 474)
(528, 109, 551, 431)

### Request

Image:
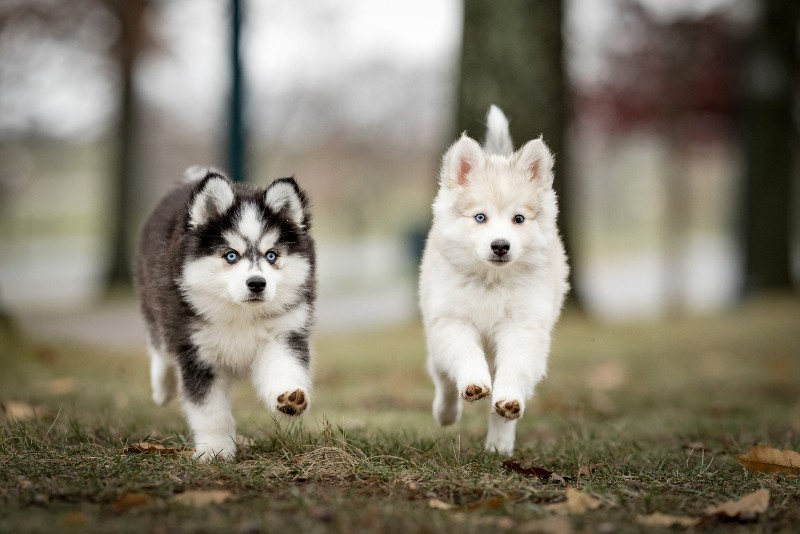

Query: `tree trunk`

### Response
(456, 0, 574, 296)
(106, 0, 148, 289)
(742, 0, 798, 291)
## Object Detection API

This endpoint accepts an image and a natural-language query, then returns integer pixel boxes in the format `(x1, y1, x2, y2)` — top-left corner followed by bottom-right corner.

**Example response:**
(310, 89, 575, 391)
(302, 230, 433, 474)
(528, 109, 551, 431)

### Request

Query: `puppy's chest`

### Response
(452, 279, 542, 330)
(192, 320, 269, 372)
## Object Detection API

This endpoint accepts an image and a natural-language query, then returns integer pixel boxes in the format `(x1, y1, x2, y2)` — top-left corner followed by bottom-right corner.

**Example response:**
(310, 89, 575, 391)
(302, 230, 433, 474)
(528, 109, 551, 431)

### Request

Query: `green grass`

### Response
(1, 296, 799, 533)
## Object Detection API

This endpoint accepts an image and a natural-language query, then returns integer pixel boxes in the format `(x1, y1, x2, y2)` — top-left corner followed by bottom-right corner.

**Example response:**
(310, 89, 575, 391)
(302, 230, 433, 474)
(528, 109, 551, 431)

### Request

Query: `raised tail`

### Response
(183, 165, 221, 183)
(483, 105, 513, 156)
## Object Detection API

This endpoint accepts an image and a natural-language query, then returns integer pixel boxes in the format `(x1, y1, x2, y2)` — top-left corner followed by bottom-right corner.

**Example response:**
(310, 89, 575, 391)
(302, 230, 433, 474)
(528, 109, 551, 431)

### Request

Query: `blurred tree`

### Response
(0, 0, 150, 289)
(455, 0, 574, 297)
(594, 5, 743, 312)
(742, 0, 798, 292)
(228, 0, 246, 183)
(105, 0, 151, 289)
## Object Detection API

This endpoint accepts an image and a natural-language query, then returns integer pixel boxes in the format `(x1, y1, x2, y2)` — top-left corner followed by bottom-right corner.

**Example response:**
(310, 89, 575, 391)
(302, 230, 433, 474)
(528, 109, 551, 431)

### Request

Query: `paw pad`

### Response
(494, 399, 522, 419)
(277, 388, 308, 416)
(462, 384, 490, 402)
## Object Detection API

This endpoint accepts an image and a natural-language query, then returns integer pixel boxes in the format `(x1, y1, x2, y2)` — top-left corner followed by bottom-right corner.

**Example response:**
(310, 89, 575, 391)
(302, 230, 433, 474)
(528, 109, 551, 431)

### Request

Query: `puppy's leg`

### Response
(148, 341, 177, 406)
(427, 318, 492, 404)
(428, 358, 461, 426)
(253, 331, 311, 417)
(485, 408, 518, 455)
(178, 362, 236, 461)
(486, 323, 551, 454)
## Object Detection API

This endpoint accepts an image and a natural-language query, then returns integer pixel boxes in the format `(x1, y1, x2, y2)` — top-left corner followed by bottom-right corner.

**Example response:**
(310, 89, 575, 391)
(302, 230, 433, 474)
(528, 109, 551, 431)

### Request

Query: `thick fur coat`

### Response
(136, 168, 316, 460)
(419, 106, 569, 454)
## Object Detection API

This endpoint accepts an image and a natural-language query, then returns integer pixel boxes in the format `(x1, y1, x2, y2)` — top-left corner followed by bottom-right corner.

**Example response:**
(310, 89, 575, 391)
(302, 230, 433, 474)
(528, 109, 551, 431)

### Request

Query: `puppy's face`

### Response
(180, 176, 313, 318)
(453, 176, 551, 267)
(433, 136, 558, 271)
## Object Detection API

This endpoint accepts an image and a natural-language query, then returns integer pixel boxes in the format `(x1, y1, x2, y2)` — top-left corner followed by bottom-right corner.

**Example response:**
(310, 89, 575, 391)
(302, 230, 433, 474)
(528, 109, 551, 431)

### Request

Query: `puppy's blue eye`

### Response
(265, 250, 278, 264)
(514, 215, 525, 224)
(474, 213, 486, 223)
(225, 251, 239, 264)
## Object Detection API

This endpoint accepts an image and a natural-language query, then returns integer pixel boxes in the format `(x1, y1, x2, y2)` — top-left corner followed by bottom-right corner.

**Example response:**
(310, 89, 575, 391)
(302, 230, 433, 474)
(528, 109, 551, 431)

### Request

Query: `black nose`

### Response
(491, 239, 510, 257)
(246, 276, 266, 293)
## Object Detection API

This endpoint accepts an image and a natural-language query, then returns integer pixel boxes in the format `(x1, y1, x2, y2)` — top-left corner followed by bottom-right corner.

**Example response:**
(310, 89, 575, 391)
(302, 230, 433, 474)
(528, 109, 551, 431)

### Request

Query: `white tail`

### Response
(483, 105, 513, 156)
(183, 165, 213, 183)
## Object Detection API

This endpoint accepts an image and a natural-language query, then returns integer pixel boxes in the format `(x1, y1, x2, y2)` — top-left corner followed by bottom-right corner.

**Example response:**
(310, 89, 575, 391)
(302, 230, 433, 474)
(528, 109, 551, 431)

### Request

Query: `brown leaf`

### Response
(112, 492, 152, 511)
(737, 445, 800, 476)
(544, 488, 603, 515)
(503, 459, 569, 485)
(586, 361, 627, 391)
(705, 489, 769, 520)
(46, 377, 76, 396)
(172, 490, 232, 507)
(1, 401, 49, 422)
(428, 498, 456, 511)
(577, 463, 602, 479)
(123, 442, 194, 458)
(466, 497, 509, 510)
(61, 511, 90, 527)
(635, 512, 701, 528)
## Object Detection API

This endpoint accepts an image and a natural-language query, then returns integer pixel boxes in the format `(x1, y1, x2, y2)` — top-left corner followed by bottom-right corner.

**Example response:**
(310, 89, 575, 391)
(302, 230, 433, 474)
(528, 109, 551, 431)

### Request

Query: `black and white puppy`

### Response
(136, 167, 315, 460)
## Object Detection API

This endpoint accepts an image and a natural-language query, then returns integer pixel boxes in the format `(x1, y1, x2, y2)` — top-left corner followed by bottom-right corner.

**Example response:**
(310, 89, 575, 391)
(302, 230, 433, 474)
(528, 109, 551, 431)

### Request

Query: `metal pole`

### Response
(228, 0, 245, 182)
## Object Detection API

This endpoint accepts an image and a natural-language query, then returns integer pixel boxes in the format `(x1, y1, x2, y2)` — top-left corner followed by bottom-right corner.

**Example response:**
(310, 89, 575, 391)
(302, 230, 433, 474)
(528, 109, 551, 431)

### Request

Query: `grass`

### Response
(1, 295, 799, 533)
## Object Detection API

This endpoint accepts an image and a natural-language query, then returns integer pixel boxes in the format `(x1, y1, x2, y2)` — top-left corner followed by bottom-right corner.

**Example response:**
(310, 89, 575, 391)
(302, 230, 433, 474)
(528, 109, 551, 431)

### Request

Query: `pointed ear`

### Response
(440, 134, 485, 188)
(189, 174, 235, 227)
(264, 177, 308, 228)
(513, 137, 554, 188)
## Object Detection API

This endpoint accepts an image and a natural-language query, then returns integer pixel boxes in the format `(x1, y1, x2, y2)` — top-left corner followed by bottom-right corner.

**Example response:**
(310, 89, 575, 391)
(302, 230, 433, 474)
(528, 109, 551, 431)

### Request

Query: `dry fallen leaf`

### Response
(587, 361, 628, 391)
(123, 442, 194, 458)
(61, 511, 90, 527)
(428, 498, 456, 511)
(466, 497, 509, 510)
(172, 490, 232, 507)
(112, 492, 152, 511)
(635, 512, 701, 528)
(737, 445, 800, 476)
(1, 401, 49, 422)
(577, 463, 602, 479)
(46, 377, 77, 396)
(545, 488, 603, 515)
(705, 489, 769, 520)
(503, 459, 569, 486)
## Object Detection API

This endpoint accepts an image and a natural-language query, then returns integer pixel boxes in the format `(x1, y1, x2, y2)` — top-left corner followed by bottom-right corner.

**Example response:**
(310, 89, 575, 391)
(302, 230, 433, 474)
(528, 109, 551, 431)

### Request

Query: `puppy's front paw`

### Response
(192, 440, 236, 461)
(276, 388, 308, 416)
(462, 383, 491, 402)
(493, 398, 523, 420)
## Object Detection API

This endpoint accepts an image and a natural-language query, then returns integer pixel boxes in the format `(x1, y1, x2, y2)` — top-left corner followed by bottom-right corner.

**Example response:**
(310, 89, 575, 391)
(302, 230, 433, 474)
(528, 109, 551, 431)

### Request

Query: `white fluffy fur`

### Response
(419, 106, 569, 455)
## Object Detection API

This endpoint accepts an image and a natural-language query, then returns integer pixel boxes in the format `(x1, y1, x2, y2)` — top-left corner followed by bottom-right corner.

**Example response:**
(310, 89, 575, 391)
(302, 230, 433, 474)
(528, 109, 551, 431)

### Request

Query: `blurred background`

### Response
(0, 0, 797, 346)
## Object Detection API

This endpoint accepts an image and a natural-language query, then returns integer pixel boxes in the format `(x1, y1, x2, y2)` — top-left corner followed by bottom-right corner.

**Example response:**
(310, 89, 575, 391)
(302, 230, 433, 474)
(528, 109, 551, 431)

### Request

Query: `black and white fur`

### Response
(136, 167, 316, 460)
(419, 106, 569, 455)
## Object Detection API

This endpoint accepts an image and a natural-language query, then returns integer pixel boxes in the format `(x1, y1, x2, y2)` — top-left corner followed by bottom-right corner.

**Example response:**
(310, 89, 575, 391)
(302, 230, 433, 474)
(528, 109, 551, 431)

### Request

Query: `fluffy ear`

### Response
(513, 137, 554, 188)
(189, 173, 235, 227)
(440, 134, 485, 188)
(264, 177, 308, 228)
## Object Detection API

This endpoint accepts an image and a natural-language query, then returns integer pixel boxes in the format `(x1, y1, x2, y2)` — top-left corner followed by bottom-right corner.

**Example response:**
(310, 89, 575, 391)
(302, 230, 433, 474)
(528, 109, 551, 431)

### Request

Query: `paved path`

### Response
(14, 285, 418, 350)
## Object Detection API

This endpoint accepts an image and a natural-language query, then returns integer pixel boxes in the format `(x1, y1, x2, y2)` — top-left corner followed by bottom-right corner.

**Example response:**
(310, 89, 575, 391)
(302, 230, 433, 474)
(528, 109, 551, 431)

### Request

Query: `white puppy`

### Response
(419, 105, 569, 455)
